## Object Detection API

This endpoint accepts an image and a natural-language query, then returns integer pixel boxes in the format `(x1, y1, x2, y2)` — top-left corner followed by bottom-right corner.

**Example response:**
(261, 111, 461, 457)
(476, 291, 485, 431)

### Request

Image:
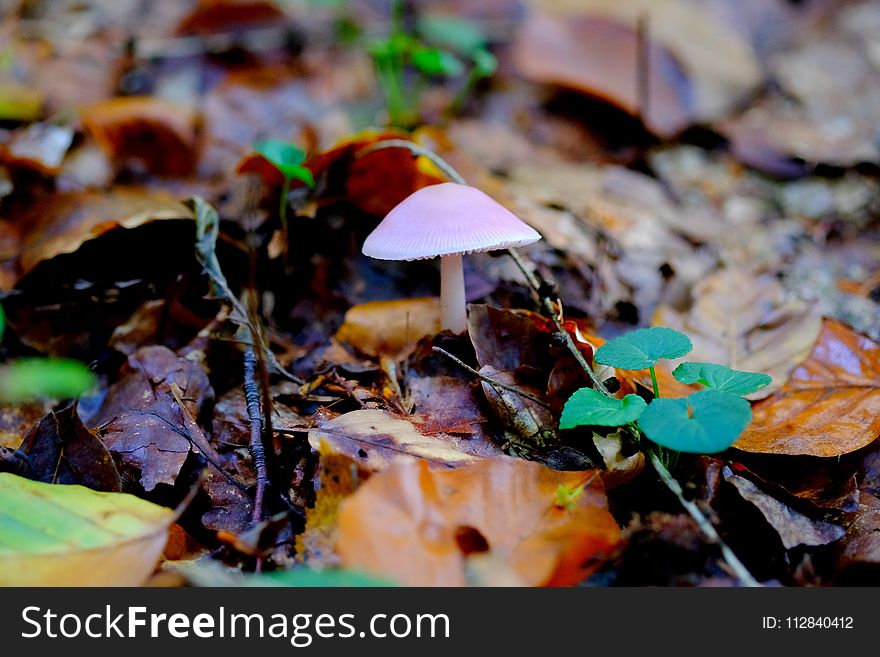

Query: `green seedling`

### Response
(562, 327, 772, 458)
(252, 140, 315, 261)
(594, 326, 692, 398)
(671, 362, 772, 396)
(560, 387, 646, 429)
(369, 2, 497, 127)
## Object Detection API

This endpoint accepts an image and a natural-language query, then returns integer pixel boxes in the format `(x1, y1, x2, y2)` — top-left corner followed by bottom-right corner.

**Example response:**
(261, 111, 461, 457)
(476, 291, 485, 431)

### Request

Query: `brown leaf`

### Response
(81, 97, 200, 176)
(336, 456, 621, 586)
(513, 14, 692, 137)
(20, 403, 121, 492)
(335, 298, 441, 360)
(0, 400, 52, 450)
(514, 0, 762, 135)
(479, 365, 555, 449)
(309, 408, 499, 473)
(722, 466, 844, 549)
(836, 493, 880, 579)
(176, 0, 285, 35)
(735, 319, 880, 457)
(655, 268, 823, 399)
(16, 187, 192, 278)
(90, 346, 214, 491)
(407, 374, 490, 438)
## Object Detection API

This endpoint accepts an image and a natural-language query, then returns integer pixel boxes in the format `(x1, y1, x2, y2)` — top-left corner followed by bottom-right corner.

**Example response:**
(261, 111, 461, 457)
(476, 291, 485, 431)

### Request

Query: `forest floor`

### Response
(1, 0, 879, 587)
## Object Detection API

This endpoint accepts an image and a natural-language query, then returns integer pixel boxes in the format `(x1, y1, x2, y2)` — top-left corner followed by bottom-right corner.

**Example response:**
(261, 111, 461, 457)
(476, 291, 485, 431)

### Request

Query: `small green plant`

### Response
(560, 327, 771, 458)
(369, 1, 497, 127)
(252, 139, 315, 235)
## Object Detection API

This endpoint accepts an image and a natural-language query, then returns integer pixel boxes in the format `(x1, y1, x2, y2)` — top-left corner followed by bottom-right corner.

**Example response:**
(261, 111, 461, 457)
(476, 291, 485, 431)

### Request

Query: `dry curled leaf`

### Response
(337, 456, 621, 586)
(655, 268, 823, 399)
(16, 187, 192, 279)
(735, 319, 880, 457)
(722, 466, 844, 549)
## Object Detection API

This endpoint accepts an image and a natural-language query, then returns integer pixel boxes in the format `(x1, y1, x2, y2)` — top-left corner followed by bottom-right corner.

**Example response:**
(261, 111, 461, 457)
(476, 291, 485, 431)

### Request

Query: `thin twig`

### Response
(433, 346, 551, 410)
(244, 343, 268, 524)
(505, 248, 611, 395)
(649, 452, 760, 587)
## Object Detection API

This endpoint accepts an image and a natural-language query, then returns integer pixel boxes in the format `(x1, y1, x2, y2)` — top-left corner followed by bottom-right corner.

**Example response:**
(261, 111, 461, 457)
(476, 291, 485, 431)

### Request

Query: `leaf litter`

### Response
(0, 0, 877, 587)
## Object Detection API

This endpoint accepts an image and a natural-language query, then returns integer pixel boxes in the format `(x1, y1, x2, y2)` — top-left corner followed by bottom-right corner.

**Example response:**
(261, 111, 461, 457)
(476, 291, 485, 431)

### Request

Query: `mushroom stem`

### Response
(440, 253, 467, 334)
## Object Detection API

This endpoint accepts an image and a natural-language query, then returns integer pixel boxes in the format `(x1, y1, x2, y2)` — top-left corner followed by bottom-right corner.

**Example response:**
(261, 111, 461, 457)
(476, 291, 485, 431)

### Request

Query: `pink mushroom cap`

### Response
(362, 182, 541, 260)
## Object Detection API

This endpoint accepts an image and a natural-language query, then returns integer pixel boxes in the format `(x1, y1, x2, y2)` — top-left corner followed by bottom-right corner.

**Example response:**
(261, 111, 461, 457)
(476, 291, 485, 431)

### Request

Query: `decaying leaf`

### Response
(0, 472, 175, 585)
(335, 297, 441, 360)
(89, 346, 214, 491)
(309, 408, 499, 473)
(836, 493, 880, 579)
(655, 268, 823, 399)
(336, 456, 621, 586)
(479, 365, 555, 449)
(722, 466, 844, 549)
(735, 319, 880, 457)
(20, 402, 121, 492)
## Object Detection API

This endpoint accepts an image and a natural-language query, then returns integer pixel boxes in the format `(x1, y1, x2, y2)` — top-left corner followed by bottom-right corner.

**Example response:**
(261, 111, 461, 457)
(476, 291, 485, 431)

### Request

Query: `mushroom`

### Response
(362, 182, 542, 334)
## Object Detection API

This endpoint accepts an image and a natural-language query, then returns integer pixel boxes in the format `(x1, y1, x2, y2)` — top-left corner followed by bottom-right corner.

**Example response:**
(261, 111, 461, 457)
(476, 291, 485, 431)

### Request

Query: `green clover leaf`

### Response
(594, 327, 693, 370)
(672, 362, 772, 396)
(560, 387, 647, 428)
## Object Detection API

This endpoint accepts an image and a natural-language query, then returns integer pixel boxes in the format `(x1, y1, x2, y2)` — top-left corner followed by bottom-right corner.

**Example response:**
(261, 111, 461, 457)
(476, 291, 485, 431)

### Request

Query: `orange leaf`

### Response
(81, 97, 200, 176)
(336, 456, 621, 586)
(334, 298, 441, 360)
(307, 131, 445, 216)
(735, 319, 880, 457)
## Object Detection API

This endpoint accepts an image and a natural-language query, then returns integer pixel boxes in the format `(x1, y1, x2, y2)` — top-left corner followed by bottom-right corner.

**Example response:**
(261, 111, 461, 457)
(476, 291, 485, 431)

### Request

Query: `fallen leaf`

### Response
(735, 319, 880, 457)
(307, 131, 445, 216)
(81, 97, 201, 176)
(336, 456, 621, 586)
(515, 0, 762, 135)
(335, 297, 441, 360)
(309, 408, 496, 472)
(20, 402, 121, 492)
(479, 365, 555, 449)
(722, 466, 844, 549)
(655, 269, 823, 399)
(176, 0, 285, 35)
(513, 13, 692, 137)
(0, 400, 52, 450)
(16, 187, 192, 278)
(407, 374, 490, 438)
(0, 472, 175, 585)
(835, 493, 880, 580)
(0, 123, 74, 175)
(90, 346, 214, 491)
